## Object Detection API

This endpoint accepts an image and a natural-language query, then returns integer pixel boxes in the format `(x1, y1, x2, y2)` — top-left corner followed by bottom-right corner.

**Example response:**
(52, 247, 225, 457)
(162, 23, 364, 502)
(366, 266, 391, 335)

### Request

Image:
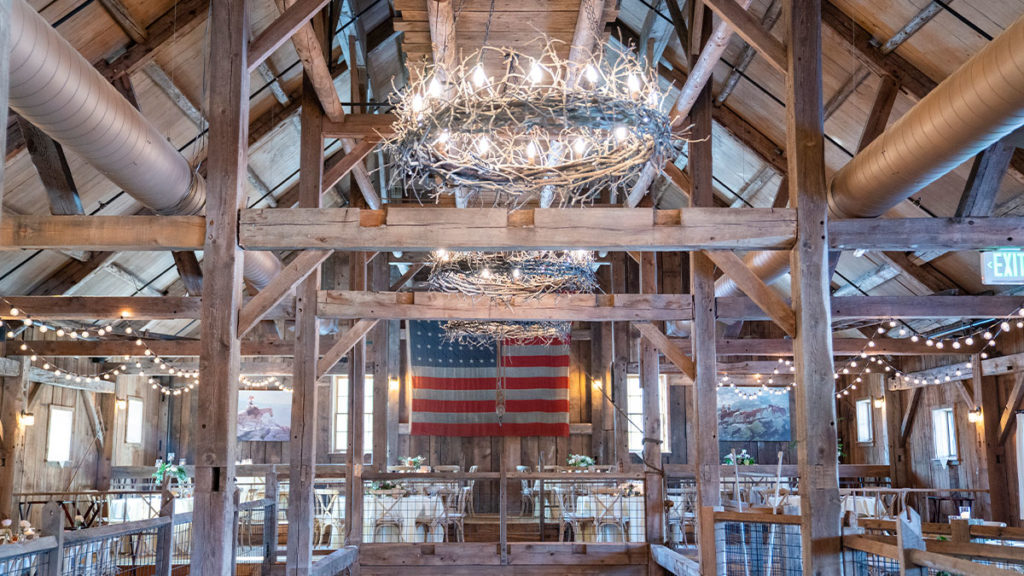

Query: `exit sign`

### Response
(981, 250, 1024, 285)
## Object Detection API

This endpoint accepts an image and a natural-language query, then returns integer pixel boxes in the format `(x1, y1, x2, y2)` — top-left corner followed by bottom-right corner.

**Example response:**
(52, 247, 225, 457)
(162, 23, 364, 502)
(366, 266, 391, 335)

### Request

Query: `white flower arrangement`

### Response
(566, 454, 596, 468)
(400, 455, 425, 468)
(723, 450, 754, 466)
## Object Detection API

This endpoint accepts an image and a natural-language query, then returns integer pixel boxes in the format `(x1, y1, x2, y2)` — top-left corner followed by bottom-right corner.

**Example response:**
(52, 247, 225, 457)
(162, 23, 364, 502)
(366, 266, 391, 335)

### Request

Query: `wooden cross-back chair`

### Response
(370, 489, 406, 543)
(591, 488, 629, 543)
(553, 487, 592, 542)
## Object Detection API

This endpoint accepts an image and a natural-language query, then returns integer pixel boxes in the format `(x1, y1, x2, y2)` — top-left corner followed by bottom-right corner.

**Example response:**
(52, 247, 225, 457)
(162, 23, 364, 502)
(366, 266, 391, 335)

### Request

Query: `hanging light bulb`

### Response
(926, 339, 934, 346)
(528, 61, 544, 84)
(428, 77, 443, 98)
(125, 327, 133, 334)
(476, 135, 491, 154)
(573, 137, 587, 156)
(965, 336, 975, 346)
(626, 73, 640, 95)
(889, 321, 897, 328)
(471, 64, 487, 88)
(9, 308, 18, 316)
(526, 141, 538, 161)
(39, 326, 47, 333)
(899, 327, 907, 336)
(1001, 321, 1011, 332)
(952, 341, 961, 349)
(984, 331, 994, 340)
(56, 329, 65, 337)
(613, 126, 628, 143)
(411, 93, 425, 113)
(584, 63, 599, 84)
(911, 335, 919, 342)
(936, 341, 944, 349)
(877, 326, 886, 334)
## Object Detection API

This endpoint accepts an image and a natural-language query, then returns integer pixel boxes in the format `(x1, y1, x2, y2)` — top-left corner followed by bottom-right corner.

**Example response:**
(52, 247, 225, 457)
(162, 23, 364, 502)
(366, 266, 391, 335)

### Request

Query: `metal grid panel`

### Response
(0, 551, 51, 575)
(716, 521, 802, 576)
(170, 519, 192, 575)
(62, 527, 159, 575)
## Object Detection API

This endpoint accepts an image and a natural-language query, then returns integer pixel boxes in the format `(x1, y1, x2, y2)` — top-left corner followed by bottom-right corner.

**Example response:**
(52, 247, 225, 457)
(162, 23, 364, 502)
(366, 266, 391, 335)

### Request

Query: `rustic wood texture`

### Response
(238, 249, 332, 337)
(705, 250, 796, 337)
(703, 0, 786, 72)
(192, 0, 249, 571)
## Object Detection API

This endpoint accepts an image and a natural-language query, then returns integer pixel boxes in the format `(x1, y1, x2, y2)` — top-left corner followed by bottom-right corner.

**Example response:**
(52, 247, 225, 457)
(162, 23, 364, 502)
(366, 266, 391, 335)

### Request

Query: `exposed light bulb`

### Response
(965, 337, 974, 345)
(911, 335, 919, 342)
(1001, 321, 1011, 332)
(899, 328, 907, 336)
(926, 339, 934, 346)
(936, 341, 944, 349)
(584, 64, 599, 84)
(411, 93, 425, 113)
(529, 62, 543, 84)
(476, 136, 490, 154)
(472, 64, 487, 88)
(573, 137, 587, 156)
(39, 326, 47, 333)
(428, 77, 442, 98)
(8, 308, 18, 316)
(889, 321, 897, 328)
(613, 126, 628, 143)
(56, 329, 65, 337)
(952, 341, 961, 349)
(626, 73, 640, 94)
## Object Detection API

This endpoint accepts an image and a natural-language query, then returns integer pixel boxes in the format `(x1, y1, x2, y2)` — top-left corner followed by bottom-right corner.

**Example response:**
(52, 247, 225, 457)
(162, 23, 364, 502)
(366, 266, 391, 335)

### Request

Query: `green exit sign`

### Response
(981, 250, 1024, 285)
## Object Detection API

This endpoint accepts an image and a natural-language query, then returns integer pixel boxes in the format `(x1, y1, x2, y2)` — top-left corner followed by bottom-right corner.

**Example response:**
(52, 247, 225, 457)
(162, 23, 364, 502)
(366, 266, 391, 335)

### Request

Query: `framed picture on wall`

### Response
(717, 388, 792, 442)
(237, 390, 291, 442)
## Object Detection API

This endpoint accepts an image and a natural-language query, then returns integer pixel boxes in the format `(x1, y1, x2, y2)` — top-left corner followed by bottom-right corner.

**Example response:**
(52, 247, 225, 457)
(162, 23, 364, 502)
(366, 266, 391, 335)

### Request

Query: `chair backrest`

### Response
(435, 465, 461, 473)
(371, 489, 405, 519)
(591, 488, 625, 522)
(468, 465, 479, 473)
(588, 465, 616, 473)
(387, 466, 418, 473)
(553, 488, 579, 514)
(516, 466, 532, 492)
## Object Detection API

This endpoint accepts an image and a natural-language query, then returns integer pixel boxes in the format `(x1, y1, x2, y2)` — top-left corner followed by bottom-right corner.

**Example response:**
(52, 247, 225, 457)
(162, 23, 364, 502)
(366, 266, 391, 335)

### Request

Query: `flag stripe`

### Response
(409, 321, 570, 437)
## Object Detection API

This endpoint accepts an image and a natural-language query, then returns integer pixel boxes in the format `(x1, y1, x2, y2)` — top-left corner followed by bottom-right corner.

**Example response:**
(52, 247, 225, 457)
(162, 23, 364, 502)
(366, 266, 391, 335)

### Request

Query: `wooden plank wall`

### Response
(841, 328, 1024, 525)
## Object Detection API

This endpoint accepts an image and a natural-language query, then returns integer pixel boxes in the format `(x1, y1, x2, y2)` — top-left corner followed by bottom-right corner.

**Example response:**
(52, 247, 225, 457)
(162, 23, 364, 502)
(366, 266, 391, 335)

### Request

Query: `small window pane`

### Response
(855, 399, 873, 443)
(125, 397, 144, 444)
(932, 408, 957, 460)
(46, 406, 74, 463)
(627, 374, 669, 454)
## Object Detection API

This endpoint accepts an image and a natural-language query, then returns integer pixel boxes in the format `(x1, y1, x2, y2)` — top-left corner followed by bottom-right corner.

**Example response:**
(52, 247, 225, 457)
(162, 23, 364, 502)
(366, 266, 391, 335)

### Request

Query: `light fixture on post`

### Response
(967, 408, 983, 423)
(115, 398, 127, 411)
(386, 41, 681, 207)
(19, 410, 34, 427)
(873, 396, 885, 409)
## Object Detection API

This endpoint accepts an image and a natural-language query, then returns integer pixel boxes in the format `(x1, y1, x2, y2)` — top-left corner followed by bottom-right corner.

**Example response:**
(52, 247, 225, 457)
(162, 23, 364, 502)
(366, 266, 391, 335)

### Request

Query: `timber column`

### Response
(786, 0, 842, 573)
(194, 0, 249, 572)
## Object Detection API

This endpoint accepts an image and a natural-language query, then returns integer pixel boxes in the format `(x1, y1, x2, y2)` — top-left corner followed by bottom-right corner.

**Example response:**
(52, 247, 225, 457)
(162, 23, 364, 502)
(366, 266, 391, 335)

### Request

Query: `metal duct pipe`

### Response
(717, 13, 1024, 297)
(9, 0, 281, 288)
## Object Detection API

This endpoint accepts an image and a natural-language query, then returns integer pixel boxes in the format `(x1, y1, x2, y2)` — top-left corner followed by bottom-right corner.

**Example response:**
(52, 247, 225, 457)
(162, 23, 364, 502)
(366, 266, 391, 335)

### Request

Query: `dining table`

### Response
(328, 492, 448, 543)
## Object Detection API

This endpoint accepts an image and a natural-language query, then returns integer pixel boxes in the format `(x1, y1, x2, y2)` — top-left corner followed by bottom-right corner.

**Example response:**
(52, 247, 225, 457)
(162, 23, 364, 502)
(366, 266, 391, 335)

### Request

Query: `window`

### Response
(333, 375, 374, 455)
(932, 407, 958, 461)
(125, 397, 144, 444)
(855, 399, 873, 443)
(627, 374, 670, 454)
(46, 406, 74, 463)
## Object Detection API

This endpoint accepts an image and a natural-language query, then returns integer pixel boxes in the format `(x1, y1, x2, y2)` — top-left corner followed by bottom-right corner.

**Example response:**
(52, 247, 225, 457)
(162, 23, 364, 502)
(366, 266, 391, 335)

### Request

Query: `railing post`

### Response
(263, 470, 279, 576)
(897, 515, 926, 575)
(155, 479, 175, 576)
(41, 500, 63, 576)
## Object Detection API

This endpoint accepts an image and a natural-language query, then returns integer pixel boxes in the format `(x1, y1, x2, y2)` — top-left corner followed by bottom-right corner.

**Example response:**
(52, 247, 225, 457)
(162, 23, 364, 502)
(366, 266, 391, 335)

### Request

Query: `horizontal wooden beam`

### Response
(320, 114, 396, 141)
(720, 295, 1024, 321)
(5, 338, 328, 358)
(0, 216, 205, 251)
(240, 207, 797, 251)
(317, 291, 695, 321)
(0, 296, 294, 321)
(891, 350, 1024, 390)
(667, 337, 985, 356)
(634, 322, 696, 380)
(829, 217, 1024, 251)
(5, 212, 1019, 252)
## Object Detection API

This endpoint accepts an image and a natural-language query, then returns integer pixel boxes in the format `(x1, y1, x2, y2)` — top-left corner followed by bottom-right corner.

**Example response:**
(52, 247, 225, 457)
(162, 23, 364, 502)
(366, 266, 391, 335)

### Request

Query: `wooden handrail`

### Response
(843, 534, 899, 559)
(859, 518, 1024, 542)
(63, 516, 170, 545)
(650, 544, 700, 575)
(0, 535, 58, 561)
(907, 549, 1021, 576)
(663, 463, 891, 478)
(713, 510, 802, 525)
(311, 545, 358, 576)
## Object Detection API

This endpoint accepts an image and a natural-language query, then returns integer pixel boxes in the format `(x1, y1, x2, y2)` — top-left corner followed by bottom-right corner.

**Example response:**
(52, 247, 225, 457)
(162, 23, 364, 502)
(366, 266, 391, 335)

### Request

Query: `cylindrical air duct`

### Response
(9, 0, 281, 288)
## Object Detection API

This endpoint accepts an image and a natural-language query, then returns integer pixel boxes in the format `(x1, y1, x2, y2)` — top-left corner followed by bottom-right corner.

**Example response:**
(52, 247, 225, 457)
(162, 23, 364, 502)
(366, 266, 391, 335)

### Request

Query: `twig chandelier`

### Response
(386, 40, 679, 207)
(427, 250, 598, 344)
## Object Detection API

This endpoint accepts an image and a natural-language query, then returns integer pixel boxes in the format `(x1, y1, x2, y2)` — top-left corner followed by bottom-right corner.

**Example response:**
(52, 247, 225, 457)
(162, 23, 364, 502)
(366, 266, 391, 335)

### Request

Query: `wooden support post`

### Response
(95, 390, 116, 490)
(0, 357, 28, 520)
(286, 75, 324, 576)
(386, 323, 400, 467)
(41, 500, 63, 576)
(611, 253, 630, 469)
(344, 254, 368, 546)
(499, 436, 511, 564)
(976, 357, 1009, 524)
(897, 516, 927, 576)
(155, 482, 175, 576)
(590, 323, 607, 464)
(193, 0, 247, 571)
(0, 0, 9, 217)
(263, 470, 279, 576)
(371, 255, 389, 468)
(688, 22, 723, 568)
(786, 1, 841, 572)
(883, 386, 910, 487)
(639, 252, 664, 552)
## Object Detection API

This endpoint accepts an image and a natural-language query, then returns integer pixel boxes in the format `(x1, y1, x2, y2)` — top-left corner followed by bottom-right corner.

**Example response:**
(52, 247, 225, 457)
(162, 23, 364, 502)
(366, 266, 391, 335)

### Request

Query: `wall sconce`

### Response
(19, 411, 34, 427)
(115, 398, 127, 411)
(967, 408, 983, 423)
(592, 379, 602, 390)
(388, 378, 400, 392)
(873, 396, 885, 409)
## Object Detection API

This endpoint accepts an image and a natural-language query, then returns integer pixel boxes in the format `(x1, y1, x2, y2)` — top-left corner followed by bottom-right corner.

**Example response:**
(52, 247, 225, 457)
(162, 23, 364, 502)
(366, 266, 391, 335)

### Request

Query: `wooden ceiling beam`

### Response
(316, 318, 378, 379)
(28, 251, 119, 296)
(706, 249, 796, 337)
(171, 251, 204, 297)
(241, 206, 795, 251)
(702, 0, 786, 73)
(956, 136, 1016, 218)
(0, 215, 205, 251)
(667, 337, 985, 357)
(248, 0, 332, 73)
(96, 0, 148, 44)
(634, 321, 696, 379)
(715, 0, 782, 106)
(15, 118, 85, 216)
(892, 350, 1024, 391)
(0, 296, 294, 321)
(97, 0, 211, 80)
(829, 217, 1024, 251)
(237, 249, 332, 337)
(722, 294, 1024, 321)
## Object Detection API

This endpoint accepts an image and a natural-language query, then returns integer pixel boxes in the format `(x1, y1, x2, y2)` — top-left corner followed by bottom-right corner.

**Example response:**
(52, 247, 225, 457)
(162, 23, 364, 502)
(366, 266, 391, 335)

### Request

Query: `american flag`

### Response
(409, 321, 570, 437)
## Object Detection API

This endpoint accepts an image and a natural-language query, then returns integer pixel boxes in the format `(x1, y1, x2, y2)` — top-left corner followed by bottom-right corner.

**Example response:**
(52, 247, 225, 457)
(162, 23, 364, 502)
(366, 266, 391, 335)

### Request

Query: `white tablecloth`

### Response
(767, 495, 881, 517)
(335, 493, 446, 543)
(107, 495, 193, 522)
(572, 495, 645, 542)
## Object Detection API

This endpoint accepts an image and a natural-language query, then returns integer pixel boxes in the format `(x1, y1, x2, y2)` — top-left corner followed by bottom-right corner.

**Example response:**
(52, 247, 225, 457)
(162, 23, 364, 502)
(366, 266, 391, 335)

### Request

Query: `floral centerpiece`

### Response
(370, 480, 405, 492)
(723, 450, 754, 466)
(399, 455, 425, 468)
(18, 520, 34, 540)
(0, 519, 12, 544)
(153, 461, 192, 496)
(567, 454, 596, 468)
(618, 482, 643, 497)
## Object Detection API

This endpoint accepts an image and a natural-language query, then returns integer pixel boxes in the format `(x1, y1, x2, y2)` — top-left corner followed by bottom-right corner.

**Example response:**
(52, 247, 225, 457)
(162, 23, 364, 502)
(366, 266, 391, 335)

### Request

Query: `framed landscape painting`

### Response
(717, 388, 791, 442)
(237, 390, 291, 442)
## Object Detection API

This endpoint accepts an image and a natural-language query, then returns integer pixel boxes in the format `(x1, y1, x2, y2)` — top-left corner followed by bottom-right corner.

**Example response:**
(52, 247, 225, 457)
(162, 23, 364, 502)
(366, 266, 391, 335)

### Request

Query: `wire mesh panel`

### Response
(715, 520, 802, 576)
(843, 548, 900, 576)
(170, 518, 192, 575)
(63, 527, 160, 576)
(361, 478, 478, 544)
(0, 550, 51, 575)
(236, 502, 267, 564)
(530, 477, 646, 544)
